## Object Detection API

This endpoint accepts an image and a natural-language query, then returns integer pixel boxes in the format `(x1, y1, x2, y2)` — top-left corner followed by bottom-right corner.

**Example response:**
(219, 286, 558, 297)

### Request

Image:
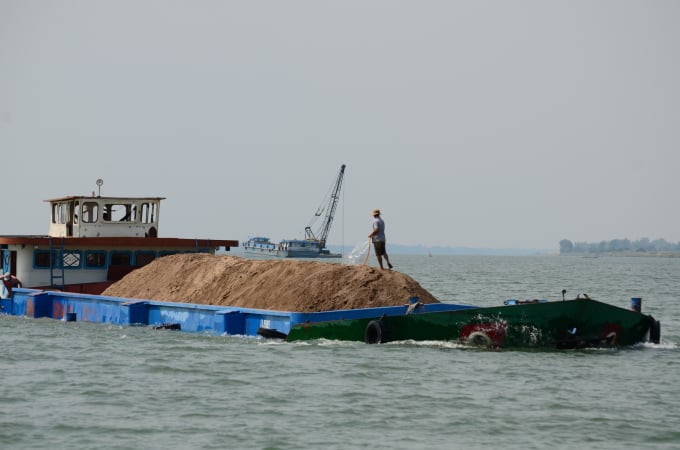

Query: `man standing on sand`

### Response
(368, 209, 394, 270)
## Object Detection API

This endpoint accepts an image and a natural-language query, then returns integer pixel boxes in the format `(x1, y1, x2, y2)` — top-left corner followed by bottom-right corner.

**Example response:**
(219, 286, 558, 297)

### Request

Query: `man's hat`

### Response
(372, 209, 381, 216)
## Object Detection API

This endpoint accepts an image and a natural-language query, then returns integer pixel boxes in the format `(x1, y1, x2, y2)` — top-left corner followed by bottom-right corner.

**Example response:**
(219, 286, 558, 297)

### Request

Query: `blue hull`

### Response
(1, 288, 473, 337)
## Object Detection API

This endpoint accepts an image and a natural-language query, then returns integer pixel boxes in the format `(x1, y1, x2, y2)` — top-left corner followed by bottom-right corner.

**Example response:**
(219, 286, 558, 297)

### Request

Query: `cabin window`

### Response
(140, 202, 157, 224)
(73, 201, 80, 224)
(135, 251, 156, 267)
(103, 203, 135, 222)
(110, 252, 131, 266)
(51, 202, 69, 224)
(85, 251, 107, 268)
(82, 202, 99, 223)
(34, 251, 52, 268)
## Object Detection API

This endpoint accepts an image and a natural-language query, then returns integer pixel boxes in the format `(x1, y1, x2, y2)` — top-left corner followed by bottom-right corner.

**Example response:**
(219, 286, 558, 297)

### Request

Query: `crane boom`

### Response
(304, 164, 345, 249)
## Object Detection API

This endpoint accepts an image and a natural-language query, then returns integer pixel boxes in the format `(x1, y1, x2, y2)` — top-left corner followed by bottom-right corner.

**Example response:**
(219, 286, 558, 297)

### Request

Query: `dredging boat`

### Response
(243, 164, 345, 258)
(0, 180, 238, 296)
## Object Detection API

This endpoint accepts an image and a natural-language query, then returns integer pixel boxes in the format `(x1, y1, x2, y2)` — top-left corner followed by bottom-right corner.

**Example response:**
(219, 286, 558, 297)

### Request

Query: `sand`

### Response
(102, 253, 440, 312)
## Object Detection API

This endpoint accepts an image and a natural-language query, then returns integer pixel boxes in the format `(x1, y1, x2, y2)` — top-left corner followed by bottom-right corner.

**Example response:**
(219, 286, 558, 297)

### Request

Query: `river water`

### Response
(1, 255, 678, 449)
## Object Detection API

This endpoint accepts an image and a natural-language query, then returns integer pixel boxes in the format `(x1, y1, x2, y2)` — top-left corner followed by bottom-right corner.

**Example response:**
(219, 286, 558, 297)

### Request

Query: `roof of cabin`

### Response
(44, 196, 167, 203)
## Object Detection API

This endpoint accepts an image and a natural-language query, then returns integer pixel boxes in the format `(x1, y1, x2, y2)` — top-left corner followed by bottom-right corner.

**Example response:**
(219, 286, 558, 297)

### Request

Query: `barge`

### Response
(1, 288, 660, 349)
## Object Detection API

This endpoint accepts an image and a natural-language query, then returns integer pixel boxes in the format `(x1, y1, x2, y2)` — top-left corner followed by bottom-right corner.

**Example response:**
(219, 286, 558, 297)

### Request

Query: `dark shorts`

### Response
(373, 241, 386, 256)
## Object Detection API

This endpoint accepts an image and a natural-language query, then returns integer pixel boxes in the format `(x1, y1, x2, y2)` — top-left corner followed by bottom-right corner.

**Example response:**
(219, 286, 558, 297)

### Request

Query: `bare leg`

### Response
(376, 254, 384, 270)
(384, 254, 393, 270)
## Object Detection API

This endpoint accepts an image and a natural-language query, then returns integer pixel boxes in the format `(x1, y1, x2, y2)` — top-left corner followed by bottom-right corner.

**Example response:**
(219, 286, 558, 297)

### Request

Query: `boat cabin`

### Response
(1, 193, 238, 296)
(46, 195, 163, 238)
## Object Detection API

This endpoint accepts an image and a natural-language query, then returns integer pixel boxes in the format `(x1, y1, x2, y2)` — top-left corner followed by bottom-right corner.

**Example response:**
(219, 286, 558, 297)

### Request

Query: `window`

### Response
(82, 202, 99, 223)
(135, 251, 156, 267)
(102, 203, 135, 222)
(51, 203, 68, 224)
(34, 251, 51, 268)
(85, 251, 107, 268)
(140, 202, 157, 224)
(110, 252, 131, 266)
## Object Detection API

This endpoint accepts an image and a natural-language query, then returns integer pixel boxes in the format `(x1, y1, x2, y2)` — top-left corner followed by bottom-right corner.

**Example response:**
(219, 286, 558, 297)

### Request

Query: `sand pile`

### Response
(102, 253, 440, 312)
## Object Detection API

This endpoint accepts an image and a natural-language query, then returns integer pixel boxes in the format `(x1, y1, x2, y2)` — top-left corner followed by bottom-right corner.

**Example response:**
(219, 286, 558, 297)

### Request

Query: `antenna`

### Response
(96, 178, 103, 197)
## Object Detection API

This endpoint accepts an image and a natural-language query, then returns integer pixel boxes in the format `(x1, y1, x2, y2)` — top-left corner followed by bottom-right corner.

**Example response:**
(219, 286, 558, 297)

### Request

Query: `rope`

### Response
(363, 238, 371, 265)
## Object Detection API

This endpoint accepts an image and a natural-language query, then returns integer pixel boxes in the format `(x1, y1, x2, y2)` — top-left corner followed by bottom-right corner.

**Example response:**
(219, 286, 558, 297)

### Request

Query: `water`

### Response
(1, 255, 679, 449)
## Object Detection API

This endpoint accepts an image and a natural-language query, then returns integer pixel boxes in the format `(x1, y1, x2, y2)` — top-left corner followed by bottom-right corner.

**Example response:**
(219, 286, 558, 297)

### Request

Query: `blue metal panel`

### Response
(244, 313, 293, 336)
(145, 301, 224, 333)
(219, 311, 245, 335)
(124, 301, 149, 325)
(30, 292, 53, 318)
(52, 295, 121, 324)
(5, 289, 475, 340)
(0, 298, 11, 314)
(9, 290, 29, 316)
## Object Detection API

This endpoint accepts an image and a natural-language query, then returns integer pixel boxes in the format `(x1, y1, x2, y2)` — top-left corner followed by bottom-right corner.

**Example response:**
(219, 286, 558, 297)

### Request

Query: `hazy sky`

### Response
(2, 1, 679, 250)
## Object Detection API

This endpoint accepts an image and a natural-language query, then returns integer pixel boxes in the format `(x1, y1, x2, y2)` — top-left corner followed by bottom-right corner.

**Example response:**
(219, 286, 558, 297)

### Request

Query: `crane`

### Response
(304, 164, 346, 250)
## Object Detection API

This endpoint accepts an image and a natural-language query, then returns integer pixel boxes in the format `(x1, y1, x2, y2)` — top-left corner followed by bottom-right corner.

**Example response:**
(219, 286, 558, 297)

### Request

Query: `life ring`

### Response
(364, 319, 387, 344)
(466, 331, 492, 347)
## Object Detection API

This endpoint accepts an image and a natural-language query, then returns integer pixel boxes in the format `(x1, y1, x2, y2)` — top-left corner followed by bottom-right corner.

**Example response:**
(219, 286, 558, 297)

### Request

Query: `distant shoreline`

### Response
(560, 252, 680, 258)
(234, 244, 555, 257)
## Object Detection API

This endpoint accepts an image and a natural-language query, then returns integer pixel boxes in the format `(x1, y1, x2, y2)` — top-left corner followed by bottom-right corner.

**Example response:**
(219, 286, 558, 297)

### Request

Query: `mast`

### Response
(304, 164, 346, 249)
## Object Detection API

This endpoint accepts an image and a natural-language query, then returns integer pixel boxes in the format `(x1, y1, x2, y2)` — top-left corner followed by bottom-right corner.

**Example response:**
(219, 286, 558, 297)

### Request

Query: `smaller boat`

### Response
(243, 164, 345, 259)
(242, 236, 281, 256)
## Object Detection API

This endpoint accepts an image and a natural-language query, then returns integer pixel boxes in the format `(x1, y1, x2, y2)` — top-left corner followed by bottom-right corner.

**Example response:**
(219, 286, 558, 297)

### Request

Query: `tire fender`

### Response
(649, 320, 661, 344)
(364, 319, 387, 344)
(466, 331, 492, 347)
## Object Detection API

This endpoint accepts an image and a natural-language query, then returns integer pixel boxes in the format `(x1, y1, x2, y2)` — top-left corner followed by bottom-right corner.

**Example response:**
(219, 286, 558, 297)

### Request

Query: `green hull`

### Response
(286, 299, 659, 348)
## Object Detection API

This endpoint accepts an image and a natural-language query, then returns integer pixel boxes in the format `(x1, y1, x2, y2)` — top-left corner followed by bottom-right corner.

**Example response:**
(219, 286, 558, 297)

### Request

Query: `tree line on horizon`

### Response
(559, 238, 680, 254)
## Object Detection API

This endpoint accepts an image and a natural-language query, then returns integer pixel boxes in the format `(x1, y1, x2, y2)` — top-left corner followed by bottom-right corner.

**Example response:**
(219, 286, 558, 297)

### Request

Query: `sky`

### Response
(1, 1, 679, 251)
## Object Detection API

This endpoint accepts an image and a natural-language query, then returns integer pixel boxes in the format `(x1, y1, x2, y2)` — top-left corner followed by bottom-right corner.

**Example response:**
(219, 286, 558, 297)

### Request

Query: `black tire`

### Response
(153, 323, 181, 330)
(466, 331, 492, 347)
(257, 327, 288, 340)
(364, 320, 387, 344)
(649, 320, 661, 344)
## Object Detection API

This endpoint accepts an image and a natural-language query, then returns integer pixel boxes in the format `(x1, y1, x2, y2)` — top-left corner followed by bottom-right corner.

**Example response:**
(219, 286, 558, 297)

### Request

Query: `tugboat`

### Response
(243, 164, 345, 258)
(0, 179, 238, 296)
